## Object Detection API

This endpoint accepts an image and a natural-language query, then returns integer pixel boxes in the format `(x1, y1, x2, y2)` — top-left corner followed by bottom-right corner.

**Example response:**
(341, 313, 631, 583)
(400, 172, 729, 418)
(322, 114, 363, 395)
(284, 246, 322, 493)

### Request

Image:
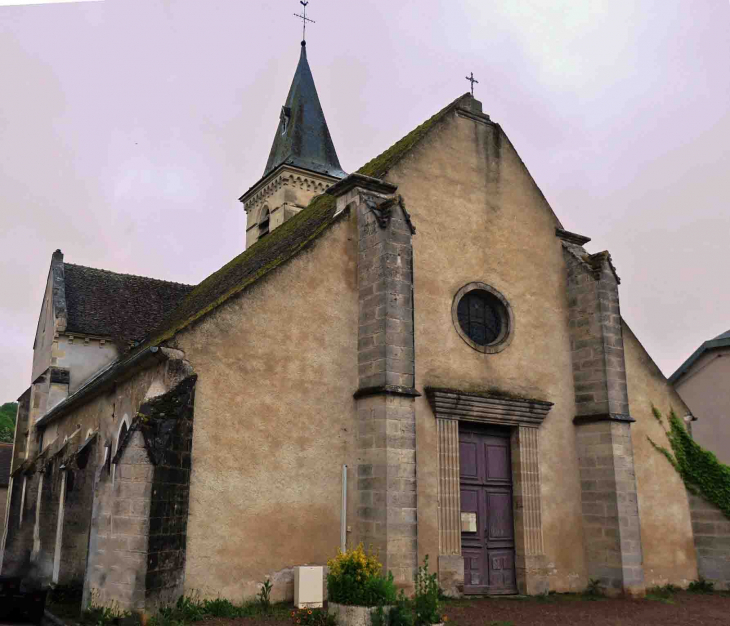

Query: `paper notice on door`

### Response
(461, 512, 477, 532)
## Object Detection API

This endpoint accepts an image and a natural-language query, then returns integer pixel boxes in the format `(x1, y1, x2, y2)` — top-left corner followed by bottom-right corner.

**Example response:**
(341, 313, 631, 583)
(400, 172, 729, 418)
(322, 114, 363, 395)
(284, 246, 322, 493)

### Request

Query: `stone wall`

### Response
(36, 460, 61, 583)
(689, 494, 730, 589)
(12, 390, 30, 472)
(144, 376, 196, 608)
(0, 486, 7, 542)
(84, 375, 196, 613)
(1, 477, 24, 575)
(57, 441, 99, 586)
(574, 421, 643, 592)
(1, 474, 38, 579)
(329, 175, 419, 589)
(84, 431, 155, 611)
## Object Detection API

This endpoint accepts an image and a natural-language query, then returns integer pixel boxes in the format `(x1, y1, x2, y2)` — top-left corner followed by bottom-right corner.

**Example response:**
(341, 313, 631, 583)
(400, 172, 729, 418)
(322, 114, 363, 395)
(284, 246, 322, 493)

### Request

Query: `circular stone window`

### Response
(452, 282, 513, 353)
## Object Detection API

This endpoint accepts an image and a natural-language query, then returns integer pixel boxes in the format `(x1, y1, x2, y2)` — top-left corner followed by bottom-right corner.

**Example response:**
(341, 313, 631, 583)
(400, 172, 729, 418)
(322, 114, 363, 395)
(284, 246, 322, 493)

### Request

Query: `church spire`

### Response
(263, 42, 346, 179)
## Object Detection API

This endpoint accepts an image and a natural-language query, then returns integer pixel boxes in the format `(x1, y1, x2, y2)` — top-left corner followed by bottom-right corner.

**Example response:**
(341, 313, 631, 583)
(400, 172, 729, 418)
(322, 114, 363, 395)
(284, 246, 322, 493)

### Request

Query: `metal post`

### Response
(341, 465, 347, 552)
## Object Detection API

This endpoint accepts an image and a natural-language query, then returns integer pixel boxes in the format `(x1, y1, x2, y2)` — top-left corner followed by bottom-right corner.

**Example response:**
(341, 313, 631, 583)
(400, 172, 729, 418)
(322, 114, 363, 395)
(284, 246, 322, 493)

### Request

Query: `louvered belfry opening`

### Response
(258, 209, 270, 239)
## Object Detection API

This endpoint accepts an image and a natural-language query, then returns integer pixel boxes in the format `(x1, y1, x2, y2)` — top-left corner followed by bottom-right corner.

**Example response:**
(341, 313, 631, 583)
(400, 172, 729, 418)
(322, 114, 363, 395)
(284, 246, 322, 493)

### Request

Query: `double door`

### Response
(459, 427, 517, 595)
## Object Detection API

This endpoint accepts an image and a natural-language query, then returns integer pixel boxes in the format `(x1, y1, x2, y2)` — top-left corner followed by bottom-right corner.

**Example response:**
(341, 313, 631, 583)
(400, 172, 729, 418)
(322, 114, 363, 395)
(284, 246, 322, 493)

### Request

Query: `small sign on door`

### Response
(461, 512, 477, 532)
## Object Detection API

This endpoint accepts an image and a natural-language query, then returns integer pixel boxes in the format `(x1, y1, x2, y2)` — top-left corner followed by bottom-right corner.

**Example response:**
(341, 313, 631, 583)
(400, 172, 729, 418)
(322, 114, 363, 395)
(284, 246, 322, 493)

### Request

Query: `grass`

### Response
(645, 584, 680, 604)
(48, 587, 290, 626)
(150, 596, 291, 626)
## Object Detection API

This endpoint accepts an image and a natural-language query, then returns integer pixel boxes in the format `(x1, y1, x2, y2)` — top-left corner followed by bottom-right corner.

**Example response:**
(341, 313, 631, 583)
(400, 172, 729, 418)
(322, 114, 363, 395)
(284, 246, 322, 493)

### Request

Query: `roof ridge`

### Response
(357, 92, 472, 179)
(64, 262, 194, 289)
(138, 93, 478, 352)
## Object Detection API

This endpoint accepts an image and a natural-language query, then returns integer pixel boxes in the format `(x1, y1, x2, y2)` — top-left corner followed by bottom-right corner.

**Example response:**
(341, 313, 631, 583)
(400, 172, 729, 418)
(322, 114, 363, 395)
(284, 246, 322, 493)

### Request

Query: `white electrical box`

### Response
(294, 566, 324, 608)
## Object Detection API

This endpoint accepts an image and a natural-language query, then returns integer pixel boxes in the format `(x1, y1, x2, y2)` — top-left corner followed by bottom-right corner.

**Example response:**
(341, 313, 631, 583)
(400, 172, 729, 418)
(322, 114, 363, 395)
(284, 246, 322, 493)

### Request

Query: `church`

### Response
(0, 37, 707, 614)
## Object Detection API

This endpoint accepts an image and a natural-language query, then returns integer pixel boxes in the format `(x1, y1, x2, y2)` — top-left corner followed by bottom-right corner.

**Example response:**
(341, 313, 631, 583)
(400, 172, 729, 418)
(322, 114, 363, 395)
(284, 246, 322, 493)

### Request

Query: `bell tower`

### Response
(240, 41, 346, 247)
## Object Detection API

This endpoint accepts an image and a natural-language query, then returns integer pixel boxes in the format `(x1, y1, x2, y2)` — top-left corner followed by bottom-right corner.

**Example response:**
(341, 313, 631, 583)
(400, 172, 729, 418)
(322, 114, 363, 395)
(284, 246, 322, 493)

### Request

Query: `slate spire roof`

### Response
(263, 42, 346, 179)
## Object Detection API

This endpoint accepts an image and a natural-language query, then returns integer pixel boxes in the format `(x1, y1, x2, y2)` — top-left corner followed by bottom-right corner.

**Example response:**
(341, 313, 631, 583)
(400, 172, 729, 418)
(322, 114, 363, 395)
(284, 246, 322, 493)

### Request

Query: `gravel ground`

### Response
(439, 592, 730, 626)
(204, 593, 730, 626)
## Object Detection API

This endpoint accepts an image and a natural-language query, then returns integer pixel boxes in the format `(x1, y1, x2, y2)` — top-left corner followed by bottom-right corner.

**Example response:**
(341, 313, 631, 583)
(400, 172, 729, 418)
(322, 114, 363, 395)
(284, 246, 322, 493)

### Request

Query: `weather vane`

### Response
(294, 1, 315, 44)
(465, 72, 479, 97)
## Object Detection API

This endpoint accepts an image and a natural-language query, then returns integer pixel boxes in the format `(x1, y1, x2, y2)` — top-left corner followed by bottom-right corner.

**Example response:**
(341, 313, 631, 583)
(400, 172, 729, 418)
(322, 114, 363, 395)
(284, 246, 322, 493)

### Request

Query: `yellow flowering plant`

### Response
(326, 544, 397, 606)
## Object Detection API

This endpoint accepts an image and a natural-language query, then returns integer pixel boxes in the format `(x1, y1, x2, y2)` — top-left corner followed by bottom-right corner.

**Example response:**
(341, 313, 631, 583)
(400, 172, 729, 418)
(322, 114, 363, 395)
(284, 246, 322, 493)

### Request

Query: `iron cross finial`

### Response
(294, 1, 315, 44)
(465, 72, 479, 97)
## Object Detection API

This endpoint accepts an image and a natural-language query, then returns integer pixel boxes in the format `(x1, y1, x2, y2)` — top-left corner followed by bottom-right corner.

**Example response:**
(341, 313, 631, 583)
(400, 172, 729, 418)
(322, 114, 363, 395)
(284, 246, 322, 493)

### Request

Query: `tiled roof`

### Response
(63, 264, 194, 344)
(143, 93, 472, 349)
(0, 443, 13, 487)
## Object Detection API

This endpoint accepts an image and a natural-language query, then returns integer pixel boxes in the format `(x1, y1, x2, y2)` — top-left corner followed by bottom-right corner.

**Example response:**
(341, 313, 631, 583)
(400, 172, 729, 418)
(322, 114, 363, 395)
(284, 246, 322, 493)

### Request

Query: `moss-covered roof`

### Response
(142, 93, 471, 349)
(144, 192, 339, 348)
(358, 93, 471, 179)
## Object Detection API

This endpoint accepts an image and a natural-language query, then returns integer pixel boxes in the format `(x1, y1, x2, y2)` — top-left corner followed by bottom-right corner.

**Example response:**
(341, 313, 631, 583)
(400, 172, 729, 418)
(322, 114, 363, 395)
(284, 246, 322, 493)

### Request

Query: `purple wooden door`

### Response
(459, 427, 517, 595)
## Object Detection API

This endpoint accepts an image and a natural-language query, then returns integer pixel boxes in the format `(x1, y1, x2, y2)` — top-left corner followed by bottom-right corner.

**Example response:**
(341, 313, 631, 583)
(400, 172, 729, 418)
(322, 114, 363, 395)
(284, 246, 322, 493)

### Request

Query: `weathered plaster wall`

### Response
(179, 214, 359, 602)
(674, 348, 730, 464)
(382, 107, 586, 592)
(688, 493, 730, 589)
(32, 274, 56, 383)
(622, 321, 698, 587)
(56, 336, 119, 394)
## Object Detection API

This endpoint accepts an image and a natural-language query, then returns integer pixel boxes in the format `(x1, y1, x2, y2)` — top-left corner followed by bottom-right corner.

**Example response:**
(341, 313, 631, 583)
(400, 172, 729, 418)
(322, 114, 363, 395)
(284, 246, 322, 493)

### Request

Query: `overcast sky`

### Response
(1, 0, 728, 402)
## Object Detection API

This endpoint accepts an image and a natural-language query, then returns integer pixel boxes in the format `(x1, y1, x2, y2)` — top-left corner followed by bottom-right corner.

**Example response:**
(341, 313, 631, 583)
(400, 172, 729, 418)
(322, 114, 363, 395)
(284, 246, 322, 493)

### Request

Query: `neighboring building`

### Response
(670, 330, 730, 464)
(0, 443, 11, 542)
(0, 40, 704, 615)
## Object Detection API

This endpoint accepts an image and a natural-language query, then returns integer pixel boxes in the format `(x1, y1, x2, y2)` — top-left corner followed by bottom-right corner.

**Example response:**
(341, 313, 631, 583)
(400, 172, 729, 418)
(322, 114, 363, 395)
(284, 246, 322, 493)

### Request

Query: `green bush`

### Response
(688, 577, 715, 594)
(327, 570, 398, 607)
(413, 556, 441, 625)
(0, 402, 17, 443)
(327, 545, 397, 607)
(389, 591, 415, 626)
(149, 590, 289, 626)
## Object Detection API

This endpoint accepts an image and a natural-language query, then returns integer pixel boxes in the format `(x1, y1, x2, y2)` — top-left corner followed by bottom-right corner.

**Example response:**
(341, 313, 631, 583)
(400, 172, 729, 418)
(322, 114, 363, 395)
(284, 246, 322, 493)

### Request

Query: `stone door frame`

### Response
(426, 388, 553, 596)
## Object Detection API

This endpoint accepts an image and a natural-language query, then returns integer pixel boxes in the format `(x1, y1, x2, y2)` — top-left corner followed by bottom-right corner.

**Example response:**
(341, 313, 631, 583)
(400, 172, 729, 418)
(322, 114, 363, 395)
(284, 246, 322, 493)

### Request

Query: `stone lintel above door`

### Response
(426, 388, 553, 428)
(427, 387, 553, 596)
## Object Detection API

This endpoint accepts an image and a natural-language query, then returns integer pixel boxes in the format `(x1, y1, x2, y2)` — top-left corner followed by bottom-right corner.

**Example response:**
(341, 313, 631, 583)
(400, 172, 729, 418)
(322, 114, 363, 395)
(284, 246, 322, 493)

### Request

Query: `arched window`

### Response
(259, 207, 270, 239)
(118, 422, 128, 453)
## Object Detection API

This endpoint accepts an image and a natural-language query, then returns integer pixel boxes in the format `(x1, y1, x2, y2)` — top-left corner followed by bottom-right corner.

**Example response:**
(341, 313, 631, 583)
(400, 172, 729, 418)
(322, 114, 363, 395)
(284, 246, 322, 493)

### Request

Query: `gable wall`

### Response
(177, 214, 359, 601)
(674, 347, 730, 464)
(54, 335, 120, 394)
(32, 273, 56, 383)
(383, 106, 698, 591)
(384, 109, 585, 591)
(621, 321, 698, 586)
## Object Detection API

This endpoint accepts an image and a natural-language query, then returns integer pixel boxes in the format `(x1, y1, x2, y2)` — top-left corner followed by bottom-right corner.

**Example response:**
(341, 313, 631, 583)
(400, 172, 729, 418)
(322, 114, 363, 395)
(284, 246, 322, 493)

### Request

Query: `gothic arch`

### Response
(115, 415, 131, 456)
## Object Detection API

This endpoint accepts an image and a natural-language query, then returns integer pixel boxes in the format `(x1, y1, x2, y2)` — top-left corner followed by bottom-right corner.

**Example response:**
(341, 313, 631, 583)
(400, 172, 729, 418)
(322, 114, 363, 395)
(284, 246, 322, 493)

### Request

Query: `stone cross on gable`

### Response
(465, 72, 479, 97)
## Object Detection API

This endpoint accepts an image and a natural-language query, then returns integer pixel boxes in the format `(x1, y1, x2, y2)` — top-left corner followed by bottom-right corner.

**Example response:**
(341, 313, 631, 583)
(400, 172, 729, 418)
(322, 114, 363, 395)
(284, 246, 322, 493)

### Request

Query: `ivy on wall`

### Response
(649, 406, 730, 519)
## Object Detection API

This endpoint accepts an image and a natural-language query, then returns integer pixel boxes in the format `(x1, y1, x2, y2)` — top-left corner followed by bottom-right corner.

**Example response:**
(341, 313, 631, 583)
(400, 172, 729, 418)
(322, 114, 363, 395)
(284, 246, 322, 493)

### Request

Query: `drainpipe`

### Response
(341, 465, 347, 552)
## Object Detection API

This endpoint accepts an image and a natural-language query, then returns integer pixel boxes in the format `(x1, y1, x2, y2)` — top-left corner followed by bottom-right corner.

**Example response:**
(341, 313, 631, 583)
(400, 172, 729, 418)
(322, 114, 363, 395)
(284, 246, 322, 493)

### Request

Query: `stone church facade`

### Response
(0, 42, 707, 613)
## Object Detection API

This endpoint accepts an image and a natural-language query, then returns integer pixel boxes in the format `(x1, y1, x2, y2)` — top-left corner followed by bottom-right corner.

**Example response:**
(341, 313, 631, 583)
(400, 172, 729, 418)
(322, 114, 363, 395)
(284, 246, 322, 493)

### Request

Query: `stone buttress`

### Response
(560, 229, 645, 594)
(328, 174, 419, 588)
